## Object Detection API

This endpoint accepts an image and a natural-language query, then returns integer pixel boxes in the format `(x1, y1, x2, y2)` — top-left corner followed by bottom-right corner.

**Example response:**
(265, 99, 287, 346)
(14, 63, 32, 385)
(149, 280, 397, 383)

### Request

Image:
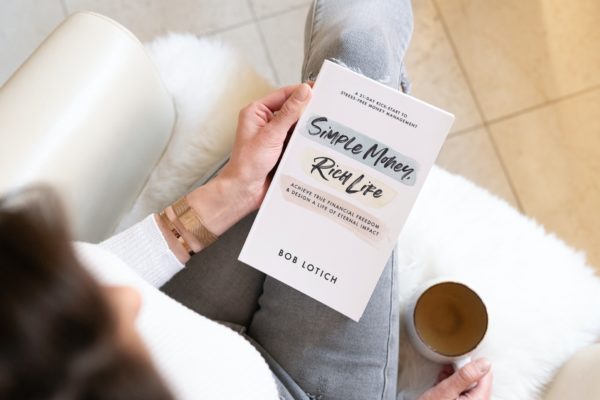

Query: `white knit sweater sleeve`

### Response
(99, 214, 184, 288)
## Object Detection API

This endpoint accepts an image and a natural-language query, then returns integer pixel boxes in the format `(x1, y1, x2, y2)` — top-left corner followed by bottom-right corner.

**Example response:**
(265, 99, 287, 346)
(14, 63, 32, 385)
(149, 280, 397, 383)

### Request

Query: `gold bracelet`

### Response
(159, 210, 194, 256)
(170, 196, 218, 249)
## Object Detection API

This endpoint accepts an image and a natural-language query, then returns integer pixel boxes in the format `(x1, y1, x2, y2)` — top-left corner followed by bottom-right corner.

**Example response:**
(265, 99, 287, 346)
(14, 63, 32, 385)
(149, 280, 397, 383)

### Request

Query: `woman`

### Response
(0, 1, 493, 399)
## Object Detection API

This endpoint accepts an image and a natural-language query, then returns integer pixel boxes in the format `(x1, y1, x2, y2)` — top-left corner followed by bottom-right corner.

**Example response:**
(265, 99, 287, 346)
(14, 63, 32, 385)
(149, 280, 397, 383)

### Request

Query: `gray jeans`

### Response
(162, 1, 413, 399)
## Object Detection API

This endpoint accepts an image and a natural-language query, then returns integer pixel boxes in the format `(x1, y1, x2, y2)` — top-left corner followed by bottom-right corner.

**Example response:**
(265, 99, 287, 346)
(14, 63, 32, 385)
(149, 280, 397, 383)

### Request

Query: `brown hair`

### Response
(0, 188, 175, 400)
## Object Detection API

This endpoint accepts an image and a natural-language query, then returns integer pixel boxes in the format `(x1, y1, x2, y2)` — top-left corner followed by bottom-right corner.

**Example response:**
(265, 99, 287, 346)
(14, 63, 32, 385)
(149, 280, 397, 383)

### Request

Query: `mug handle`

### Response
(452, 355, 471, 371)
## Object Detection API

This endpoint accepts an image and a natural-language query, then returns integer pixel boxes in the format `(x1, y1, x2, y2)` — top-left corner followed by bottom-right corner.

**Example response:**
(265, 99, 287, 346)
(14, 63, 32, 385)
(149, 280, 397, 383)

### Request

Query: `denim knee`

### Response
(329, 27, 394, 86)
(301, 0, 413, 91)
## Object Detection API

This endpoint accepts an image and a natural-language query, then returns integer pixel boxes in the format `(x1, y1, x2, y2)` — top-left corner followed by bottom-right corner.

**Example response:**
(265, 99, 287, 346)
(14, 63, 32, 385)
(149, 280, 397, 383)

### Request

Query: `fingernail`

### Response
(475, 358, 491, 374)
(293, 83, 310, 101)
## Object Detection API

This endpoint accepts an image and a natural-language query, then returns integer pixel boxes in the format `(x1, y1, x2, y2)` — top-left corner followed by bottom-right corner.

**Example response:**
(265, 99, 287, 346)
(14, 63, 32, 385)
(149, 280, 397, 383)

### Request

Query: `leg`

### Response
(162, 211, 266, 327)
(248, 1, 412, 398)
(302, 0, 413, 93)
(248, 250, 400, 400)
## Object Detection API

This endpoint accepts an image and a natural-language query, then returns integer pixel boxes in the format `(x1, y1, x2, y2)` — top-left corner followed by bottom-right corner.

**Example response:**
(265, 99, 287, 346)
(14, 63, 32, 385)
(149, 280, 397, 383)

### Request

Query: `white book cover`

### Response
(239, 60, 454, 321)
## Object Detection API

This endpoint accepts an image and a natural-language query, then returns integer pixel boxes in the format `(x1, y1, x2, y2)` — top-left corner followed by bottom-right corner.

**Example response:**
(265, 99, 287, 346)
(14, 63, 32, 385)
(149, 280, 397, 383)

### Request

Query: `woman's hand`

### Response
(184, 83, 312, 246)
(219, 83, 312, 210)
(418, 358, 493, 400)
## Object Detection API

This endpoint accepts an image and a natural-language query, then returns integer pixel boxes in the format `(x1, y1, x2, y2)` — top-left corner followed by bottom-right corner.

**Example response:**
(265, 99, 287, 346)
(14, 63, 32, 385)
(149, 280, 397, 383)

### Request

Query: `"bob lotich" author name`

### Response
(278, 249, 338, 284)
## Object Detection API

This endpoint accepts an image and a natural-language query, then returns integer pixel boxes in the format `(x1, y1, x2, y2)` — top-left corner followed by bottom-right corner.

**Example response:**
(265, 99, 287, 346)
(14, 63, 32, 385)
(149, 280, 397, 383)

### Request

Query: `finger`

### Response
(257, 84, 303, 111)
(436, 365, 453, 384)
(442, 364, 454, 376)
(464, 370, 493, 399)
(261, 83, 311, 147)
(426, 358, 491, 400)
(437, 371, 450, 384)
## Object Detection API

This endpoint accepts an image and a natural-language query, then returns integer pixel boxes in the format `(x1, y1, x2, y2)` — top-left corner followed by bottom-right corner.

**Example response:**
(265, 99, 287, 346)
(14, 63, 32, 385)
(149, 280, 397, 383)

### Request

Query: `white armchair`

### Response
(0, 12, 174, 242)
(0, 12, 598, 400)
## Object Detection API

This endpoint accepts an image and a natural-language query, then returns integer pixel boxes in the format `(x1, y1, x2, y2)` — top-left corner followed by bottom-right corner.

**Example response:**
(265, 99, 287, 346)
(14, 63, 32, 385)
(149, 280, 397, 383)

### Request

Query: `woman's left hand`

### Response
(186, 83, 312, 239)
(221, 83, 312, 210)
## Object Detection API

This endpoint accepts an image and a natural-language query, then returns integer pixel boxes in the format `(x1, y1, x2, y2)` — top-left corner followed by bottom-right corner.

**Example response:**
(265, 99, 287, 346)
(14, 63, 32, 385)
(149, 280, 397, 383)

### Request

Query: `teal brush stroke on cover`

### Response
(301, 114, 420, 186)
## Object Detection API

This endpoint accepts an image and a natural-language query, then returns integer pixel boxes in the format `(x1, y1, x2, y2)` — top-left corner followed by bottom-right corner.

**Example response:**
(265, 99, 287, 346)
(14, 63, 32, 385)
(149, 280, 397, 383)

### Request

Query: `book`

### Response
(238, 60, 454, 321)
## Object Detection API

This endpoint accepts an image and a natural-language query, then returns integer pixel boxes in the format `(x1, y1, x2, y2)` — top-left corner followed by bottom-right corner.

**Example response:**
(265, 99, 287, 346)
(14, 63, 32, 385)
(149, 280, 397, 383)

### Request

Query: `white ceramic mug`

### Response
(405, 278, 488, 371)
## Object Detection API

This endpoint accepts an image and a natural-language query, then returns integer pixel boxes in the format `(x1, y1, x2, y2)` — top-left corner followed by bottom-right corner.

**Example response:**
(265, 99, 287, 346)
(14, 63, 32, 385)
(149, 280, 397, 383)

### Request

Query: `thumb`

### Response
(263, 83, 311, 145)
(421, 358, 491, 400)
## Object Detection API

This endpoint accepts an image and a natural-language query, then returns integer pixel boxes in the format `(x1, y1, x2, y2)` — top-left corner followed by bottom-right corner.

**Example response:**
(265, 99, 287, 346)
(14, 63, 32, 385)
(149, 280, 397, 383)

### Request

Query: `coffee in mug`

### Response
(406, 279, 488, 369)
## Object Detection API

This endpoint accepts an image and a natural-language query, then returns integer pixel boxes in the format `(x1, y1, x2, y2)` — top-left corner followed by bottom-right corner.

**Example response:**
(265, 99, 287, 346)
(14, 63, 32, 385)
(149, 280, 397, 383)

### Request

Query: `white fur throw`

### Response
(115, 33, 273, 232)
(395, 169, 600, 400)
(117, 34, 600, 400)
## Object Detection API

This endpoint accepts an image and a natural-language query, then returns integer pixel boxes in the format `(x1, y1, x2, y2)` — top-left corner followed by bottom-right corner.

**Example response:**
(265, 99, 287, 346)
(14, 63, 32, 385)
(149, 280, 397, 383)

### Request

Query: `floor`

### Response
(1, 0, 599, 272)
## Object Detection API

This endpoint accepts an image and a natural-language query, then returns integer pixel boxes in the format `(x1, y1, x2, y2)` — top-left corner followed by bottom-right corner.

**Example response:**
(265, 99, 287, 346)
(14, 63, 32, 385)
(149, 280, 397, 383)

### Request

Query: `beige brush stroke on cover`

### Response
(280, 174, 389, 248)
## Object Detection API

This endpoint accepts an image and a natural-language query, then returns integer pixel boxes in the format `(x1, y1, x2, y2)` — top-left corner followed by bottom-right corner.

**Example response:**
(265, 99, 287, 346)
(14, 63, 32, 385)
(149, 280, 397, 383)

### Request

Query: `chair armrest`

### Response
(543, 343, 600, 400)
(0, 12, 175, 242)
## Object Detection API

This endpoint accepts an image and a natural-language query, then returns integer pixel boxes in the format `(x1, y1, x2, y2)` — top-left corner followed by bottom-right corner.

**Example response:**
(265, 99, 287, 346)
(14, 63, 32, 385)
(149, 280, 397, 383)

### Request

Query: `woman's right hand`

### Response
(418, 358, 493, 400)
